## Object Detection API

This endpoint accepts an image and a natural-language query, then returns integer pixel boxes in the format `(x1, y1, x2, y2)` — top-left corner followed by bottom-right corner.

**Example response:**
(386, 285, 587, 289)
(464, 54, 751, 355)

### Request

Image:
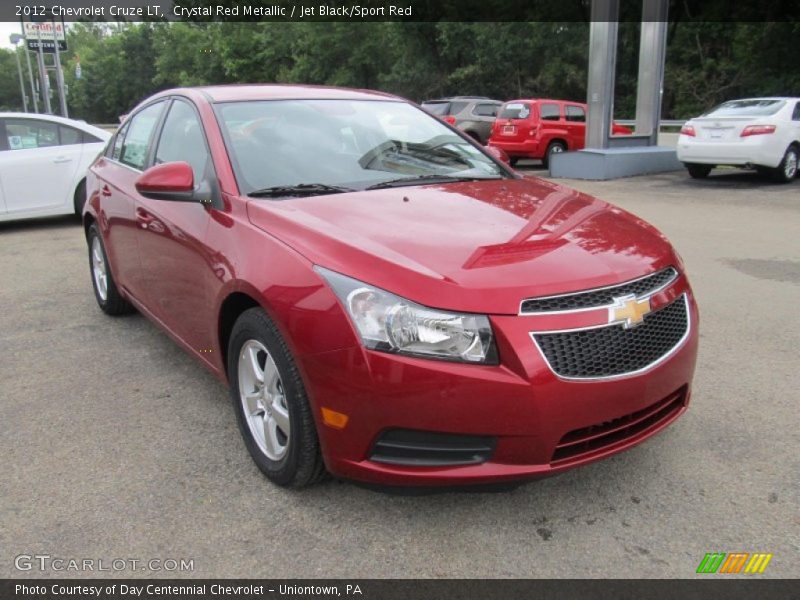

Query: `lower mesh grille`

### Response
(552, 387, 686, 463)
(533, 294, 689, 379)
(369, 429, 495, 467)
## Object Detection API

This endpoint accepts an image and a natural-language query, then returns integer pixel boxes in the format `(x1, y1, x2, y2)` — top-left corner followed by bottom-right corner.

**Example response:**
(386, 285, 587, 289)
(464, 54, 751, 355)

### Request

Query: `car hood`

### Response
(246, 177, 678, 315)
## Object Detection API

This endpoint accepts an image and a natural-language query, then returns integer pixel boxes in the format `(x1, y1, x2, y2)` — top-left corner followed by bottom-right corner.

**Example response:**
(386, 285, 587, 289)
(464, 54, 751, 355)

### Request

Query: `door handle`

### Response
(101, 185, 112, 197)
(53, 156, 73, 164)
(136, 207, 154, 226)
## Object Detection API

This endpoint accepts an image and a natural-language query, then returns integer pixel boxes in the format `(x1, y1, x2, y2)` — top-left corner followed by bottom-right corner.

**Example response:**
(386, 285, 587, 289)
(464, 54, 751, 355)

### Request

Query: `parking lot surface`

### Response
(1, 169, 798, 578)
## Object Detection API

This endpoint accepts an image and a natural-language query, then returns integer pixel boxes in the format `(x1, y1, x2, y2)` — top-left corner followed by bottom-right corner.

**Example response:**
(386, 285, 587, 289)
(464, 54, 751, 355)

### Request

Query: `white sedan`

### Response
(0, 112, 111, 222)
(677, 97, 800, 182)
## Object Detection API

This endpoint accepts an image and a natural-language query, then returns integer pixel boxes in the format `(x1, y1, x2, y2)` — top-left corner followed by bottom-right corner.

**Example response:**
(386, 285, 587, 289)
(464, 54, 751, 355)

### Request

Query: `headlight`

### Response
(315, 267, 498, 364)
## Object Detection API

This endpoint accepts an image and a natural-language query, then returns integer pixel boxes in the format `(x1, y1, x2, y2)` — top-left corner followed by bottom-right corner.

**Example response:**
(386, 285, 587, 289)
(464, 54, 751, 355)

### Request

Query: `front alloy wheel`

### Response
(238, 340, 291, 461)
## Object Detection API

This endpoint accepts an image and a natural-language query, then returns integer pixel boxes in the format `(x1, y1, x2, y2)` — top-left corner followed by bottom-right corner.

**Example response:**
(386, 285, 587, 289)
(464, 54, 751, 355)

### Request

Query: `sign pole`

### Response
(51, 18, 68, 117)
(13, 44, 28, 112)
(20, 19, 38, 113)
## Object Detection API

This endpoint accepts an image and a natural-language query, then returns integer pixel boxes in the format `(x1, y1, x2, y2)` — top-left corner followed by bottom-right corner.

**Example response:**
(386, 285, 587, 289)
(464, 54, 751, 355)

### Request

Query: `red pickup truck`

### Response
(488, 99, 632, 167)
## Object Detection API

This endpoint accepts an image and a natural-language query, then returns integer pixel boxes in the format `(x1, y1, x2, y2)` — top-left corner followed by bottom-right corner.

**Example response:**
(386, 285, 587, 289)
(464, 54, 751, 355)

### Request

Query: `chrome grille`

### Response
(520, 267, 678, 314)
(532, 294, 689, 379)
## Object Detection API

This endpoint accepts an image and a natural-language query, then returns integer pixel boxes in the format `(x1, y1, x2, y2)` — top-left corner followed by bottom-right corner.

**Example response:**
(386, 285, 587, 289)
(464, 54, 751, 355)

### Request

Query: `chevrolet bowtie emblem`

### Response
(609, 294, 651, 328)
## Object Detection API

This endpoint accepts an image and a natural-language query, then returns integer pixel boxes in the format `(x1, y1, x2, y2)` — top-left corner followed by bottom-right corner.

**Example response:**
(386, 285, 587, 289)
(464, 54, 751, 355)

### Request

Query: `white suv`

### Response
(677, 97, 800, 183)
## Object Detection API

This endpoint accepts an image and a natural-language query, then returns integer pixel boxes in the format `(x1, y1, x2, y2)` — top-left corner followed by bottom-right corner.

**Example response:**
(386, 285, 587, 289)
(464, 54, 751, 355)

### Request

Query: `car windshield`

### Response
(498, 102, 531, 120)
(702, 99, 786, 117)
(215, 99, 506, 196)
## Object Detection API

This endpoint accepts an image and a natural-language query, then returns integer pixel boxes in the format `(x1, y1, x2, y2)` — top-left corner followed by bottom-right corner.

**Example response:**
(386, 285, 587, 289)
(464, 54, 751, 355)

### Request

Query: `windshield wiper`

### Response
(365, 174, 501, 190)
(247, 183, 355, 198)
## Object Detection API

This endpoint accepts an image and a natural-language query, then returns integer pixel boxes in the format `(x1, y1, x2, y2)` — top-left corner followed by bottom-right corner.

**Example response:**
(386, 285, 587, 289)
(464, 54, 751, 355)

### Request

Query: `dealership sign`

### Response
(24, 22, 67, 52)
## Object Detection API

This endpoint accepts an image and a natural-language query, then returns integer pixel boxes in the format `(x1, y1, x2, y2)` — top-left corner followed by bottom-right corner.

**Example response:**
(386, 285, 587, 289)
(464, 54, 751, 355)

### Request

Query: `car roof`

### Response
(0, 112, 111, 138)
(423, 97, 501, 103)
(503, 99, 584, 104)
(723, 97, 799, 102)
(181, 84, 403, 103)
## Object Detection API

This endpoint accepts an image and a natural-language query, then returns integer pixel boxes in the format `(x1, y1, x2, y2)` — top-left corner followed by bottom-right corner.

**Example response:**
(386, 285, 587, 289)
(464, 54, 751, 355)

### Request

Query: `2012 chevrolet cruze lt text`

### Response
(84, 85, 698, 489)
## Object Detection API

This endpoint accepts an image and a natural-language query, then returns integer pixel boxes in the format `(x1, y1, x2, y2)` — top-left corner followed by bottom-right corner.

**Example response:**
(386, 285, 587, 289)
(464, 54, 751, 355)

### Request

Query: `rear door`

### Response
(493, 102, 533, 142)
(0, 117, 82, 215)
(92, 101, 167, 300)
(564, 104, 587, 149)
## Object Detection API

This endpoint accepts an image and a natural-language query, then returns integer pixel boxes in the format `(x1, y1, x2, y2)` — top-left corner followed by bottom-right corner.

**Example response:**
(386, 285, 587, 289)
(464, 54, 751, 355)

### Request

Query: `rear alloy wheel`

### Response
(772, 147, 798, 183)
(87, 223, 134, 315)
(228, 308, 326, 487)
(543, 141, 566, 169)
(686, 163, 713, 179)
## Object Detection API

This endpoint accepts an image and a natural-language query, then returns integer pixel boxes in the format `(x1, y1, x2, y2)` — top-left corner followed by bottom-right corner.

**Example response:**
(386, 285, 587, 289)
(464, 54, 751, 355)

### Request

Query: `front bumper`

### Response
(677, 135, 783, 168)
(299, 277, 698, 487)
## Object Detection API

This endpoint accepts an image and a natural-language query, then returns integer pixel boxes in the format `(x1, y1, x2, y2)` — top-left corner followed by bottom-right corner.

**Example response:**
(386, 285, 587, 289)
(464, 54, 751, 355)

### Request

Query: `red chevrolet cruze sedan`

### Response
(84, 85, 698, 489)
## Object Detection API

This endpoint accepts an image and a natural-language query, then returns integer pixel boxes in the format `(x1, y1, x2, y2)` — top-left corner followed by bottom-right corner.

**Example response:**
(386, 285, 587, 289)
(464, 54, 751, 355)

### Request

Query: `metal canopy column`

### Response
(585, 0, 619, 149)
(634, 0, 669, 144)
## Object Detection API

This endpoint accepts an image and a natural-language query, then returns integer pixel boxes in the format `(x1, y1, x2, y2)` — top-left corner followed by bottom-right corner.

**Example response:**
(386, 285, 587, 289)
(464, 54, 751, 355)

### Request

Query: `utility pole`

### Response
(9, 34, 28, 112)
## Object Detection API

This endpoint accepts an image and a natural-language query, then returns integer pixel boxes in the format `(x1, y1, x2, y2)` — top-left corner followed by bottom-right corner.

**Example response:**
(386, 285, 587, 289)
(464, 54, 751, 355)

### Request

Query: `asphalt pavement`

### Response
(1, 168, 798, 578)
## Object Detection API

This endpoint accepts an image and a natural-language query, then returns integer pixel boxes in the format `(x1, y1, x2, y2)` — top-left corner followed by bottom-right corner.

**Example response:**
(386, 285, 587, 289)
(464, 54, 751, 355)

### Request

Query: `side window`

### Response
(473, 103, 499, 117)
(154, 100, 211, 184)
(110, 122, 129, 160)
(5, 119, 59, 150)
(793, 102, 800, 121)
(448, 101, 469, 115)
(59, 125, 83, 145)
(539, 104, 561, 121)
(119, 102, 165, 170)
(565, 105, 586, 123)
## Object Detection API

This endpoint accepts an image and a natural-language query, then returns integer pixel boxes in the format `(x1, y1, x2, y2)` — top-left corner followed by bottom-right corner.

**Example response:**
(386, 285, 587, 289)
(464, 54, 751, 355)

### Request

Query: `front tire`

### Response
(772, 147, 798, 183)
(686, 163, 713, 179)
(87, 223, 134, 315)
(542, 141, 566, 169)
(228, 307, 326, 487)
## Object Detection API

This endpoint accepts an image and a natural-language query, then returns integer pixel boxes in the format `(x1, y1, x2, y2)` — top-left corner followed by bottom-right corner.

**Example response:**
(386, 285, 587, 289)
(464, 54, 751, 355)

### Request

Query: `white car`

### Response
(0, 112, 111, 222)
(677, 97, 800, 182)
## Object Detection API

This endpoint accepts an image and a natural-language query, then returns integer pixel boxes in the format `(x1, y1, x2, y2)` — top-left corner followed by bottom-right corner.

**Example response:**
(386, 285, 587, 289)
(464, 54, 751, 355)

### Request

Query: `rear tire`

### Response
(542, 141, 566, 169)
(686, 163, 713, 179)
(772, 147, 798, 183)
(228, 307, 326, 487)
(509, 157, 519, 168)
(87, 223, 134, 316)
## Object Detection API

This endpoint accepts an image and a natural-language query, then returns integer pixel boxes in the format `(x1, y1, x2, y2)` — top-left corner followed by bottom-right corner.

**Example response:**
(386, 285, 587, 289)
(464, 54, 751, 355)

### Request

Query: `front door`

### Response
(135, 99, 217, 355)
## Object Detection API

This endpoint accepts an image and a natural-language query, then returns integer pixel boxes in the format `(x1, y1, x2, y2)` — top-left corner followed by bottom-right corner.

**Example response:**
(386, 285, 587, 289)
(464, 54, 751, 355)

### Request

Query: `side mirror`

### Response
(135, 161, 195, 201)
(485, 145, 510, 165)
